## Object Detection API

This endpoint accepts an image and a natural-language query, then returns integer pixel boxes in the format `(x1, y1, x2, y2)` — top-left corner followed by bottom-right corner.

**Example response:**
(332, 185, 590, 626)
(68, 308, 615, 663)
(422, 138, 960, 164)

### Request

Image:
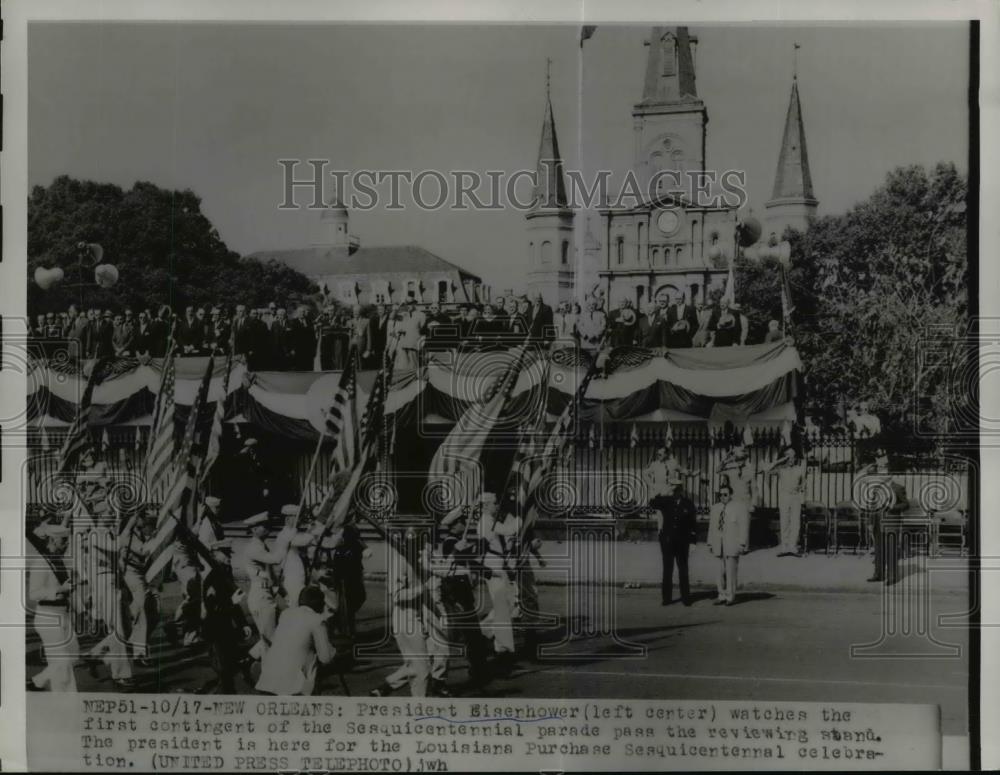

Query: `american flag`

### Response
(145, 355, 214, 584)
(429, 341, 532, 510)
(145, 349, 178, 499)
(515, 356, 601, 540)
(55, 358, 107, 476)
(312, 345, 396, 537)
(200, 345, 235, 484)
(326, 348, 359, 476)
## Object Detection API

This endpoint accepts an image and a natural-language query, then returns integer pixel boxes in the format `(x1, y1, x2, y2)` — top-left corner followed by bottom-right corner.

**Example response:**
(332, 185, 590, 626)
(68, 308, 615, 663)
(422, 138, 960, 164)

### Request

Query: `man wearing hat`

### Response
(649, 473, 698, 606)
(257, 586, 336, 696)
(765, 446, 807, 556)
(243, 512, 291, 658)
(27, 522, 78, 692)
(201, 538, 252, 693)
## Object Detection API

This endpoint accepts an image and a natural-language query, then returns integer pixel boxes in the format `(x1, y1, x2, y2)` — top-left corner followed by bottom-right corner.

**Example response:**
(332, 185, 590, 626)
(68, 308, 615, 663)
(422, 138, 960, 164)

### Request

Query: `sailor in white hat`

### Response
(475, 492, 521, 675)
(243, 512, 290, 658)
(27, 522, 79, 692)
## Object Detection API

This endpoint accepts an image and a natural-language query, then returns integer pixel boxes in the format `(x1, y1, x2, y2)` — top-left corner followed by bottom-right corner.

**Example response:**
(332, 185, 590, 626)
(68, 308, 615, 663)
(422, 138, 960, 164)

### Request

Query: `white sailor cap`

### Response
(280, 504, 300, 517)
(204, 495, 221, 509)
(244, 512, 269, 527)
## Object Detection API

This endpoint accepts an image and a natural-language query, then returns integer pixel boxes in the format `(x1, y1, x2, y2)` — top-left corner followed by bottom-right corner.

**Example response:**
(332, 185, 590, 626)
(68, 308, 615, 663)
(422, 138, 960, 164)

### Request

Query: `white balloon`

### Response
(94, 263, 119, 289)
(34, 266, 64, 290)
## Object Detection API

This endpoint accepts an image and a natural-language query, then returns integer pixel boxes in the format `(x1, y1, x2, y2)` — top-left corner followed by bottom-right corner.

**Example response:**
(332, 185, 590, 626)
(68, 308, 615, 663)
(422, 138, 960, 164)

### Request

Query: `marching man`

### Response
(27, 522, 79, 692)
(243, 512, 290, 659)
(476, 493, 520, 676)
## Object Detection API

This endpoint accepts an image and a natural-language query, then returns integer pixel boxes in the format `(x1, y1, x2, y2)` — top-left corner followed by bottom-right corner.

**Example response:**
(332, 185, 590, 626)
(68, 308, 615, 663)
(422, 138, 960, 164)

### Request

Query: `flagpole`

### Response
(295, 345, 358, 527)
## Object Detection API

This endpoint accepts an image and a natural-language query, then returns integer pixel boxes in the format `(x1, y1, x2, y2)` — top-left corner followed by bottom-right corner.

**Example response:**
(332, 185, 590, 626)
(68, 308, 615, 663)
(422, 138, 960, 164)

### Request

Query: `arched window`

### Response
(561, 240, 569, 265)
(616, 236, 625, 266)
(637, 222, 644, 262)
(540, 240, 553, 264)
(406, 279, 420, 302)
(651, 248, 660, 265)
(437, 279, 449, 303)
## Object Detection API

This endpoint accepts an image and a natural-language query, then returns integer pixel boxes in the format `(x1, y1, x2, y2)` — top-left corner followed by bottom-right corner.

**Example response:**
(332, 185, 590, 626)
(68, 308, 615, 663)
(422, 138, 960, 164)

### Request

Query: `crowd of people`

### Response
(29, 287, 786, 373)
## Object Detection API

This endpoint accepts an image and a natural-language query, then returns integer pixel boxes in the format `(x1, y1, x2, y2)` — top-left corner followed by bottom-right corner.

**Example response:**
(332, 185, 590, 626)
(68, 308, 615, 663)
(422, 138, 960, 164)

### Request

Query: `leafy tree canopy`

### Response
(736, 163, 968, 439)
(28, 176, 318, 314)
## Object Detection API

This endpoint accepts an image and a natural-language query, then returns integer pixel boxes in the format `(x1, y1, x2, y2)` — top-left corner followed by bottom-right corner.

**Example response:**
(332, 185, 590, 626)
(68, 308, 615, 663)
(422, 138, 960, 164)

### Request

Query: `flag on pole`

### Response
(200, 347, 235, 485)
(629, 423, 639, 449)
(145, 350, 178, 497)
(56, 359, 107, 476)
(428, 342, 532, 509)
(145, 356, 214, 583)
(516, 358, 601, 539)
(326, 350, 359, 476)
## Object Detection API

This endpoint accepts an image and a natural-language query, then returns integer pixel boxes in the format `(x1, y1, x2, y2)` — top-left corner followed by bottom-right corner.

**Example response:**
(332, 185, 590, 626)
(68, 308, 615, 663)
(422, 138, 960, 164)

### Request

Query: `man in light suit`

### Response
(666, 292, 699, 348)
(707, 484, 750, 605)
(256, 586, 335, 696)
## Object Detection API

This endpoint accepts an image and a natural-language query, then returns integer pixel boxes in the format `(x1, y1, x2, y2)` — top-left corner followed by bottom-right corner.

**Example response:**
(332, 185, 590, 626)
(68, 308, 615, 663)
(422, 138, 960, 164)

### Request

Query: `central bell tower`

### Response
(632, 26, 707, 201)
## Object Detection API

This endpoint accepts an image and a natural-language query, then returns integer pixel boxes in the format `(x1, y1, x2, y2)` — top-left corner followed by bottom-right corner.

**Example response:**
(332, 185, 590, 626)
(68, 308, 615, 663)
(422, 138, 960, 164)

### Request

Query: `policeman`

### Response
(649, 472, 698, 606)
(243, 512, 290, 659)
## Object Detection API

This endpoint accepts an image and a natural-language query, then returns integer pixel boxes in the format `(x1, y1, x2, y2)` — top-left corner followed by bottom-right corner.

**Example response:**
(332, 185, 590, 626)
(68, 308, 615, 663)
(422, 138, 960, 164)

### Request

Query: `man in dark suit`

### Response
(231, 305, 253, 358)
(270, 307, 291, 369)
(649, 474, 698, 606)
(133, 311, 154, 356)
(176, 306, 203, 355)
(94, 311, 115, 358)
(529, 292, 555, 342)
(148, 306, 172, 357)
(666, 292, 699, 348)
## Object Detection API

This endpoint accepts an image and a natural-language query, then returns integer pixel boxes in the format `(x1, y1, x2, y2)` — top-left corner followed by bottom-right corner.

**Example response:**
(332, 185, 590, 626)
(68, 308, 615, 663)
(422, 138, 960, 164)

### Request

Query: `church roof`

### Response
(246, 244, 481, 281)
(532, 95, 570, 210)
(770, 79, 816, 201)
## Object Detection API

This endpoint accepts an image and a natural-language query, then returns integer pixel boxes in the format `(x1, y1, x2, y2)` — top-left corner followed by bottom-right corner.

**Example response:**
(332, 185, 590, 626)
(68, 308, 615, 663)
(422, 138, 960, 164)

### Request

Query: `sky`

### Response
(28, 22, 970, 288)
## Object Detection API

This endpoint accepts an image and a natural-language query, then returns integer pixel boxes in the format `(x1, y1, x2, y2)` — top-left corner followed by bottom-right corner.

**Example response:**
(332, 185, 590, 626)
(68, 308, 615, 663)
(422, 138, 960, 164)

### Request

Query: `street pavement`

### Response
(28, 571, 969, 738)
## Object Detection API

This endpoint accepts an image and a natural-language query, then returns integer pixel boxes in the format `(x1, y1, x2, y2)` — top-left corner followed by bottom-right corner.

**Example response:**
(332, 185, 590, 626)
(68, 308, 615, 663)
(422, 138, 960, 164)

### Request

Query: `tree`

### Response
(28, 176, 318, 314)
(753, 163, 968, 438)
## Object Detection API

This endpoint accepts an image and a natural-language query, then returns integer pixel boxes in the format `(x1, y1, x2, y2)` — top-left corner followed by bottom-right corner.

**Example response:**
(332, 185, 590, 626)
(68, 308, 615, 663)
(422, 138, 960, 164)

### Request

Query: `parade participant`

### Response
(170, 517, 204, 646)
(513, 526, 547, 659)
(196, 495, 225, 570)
(120, 511, 156, 665)
(476, 493, 520, 675)
(243, 512, 290, 659)
(85, 512, 135, 688)
(325, 523, 369, 643)
(371, 529, 434, 698)
(765, 446, 807, 556)
(256, 586, 336, 696)
(649, 473, 698, 606)
(436, 507, 493, 689)
(276, 504, 316, 609)
(200, 539, 253, 694)
(27, 523, 78, 692)
(707, 484, 750, 605)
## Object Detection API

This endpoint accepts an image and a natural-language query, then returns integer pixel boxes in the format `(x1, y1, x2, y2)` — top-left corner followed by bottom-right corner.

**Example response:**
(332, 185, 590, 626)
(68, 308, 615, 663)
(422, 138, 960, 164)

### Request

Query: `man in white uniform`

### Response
(242, 512, 290, 659)
(28, 523, 79, 692)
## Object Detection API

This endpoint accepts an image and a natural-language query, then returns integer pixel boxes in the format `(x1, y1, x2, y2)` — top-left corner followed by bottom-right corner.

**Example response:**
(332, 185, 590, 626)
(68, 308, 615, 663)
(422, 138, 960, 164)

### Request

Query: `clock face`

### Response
(657, 209, 680, 235)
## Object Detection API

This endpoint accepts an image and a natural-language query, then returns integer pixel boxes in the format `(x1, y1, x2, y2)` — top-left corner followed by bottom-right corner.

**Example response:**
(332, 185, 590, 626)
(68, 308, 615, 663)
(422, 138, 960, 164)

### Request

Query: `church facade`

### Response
(526, 26, 818, 308)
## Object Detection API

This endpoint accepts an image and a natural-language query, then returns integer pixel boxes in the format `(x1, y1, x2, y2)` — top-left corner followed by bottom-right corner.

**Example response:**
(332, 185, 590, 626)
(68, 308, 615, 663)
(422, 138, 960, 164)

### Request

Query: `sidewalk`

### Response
(358, 539, 969, 593)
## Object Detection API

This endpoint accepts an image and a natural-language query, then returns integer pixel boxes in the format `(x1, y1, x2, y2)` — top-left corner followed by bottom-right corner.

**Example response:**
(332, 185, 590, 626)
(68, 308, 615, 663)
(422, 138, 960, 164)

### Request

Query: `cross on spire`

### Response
(545, 57, 552, 99)
(793, 42, 801, 80)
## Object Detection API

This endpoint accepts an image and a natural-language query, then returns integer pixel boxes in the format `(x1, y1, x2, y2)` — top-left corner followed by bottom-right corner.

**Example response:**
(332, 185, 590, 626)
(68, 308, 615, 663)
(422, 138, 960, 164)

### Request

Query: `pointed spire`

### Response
(771, 77, 815, 201)
(639, 26, 698, 106)
(533, 59, 569, 210)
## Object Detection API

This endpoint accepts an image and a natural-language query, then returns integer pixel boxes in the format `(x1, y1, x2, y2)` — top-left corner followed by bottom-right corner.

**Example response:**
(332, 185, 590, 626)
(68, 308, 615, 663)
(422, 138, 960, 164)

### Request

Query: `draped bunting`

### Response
(27, 341, 801, 440)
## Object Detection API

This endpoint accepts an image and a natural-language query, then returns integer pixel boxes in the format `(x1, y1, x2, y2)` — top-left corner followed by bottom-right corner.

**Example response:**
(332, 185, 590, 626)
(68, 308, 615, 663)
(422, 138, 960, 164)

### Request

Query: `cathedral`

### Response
(526, 25, 818, 307)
